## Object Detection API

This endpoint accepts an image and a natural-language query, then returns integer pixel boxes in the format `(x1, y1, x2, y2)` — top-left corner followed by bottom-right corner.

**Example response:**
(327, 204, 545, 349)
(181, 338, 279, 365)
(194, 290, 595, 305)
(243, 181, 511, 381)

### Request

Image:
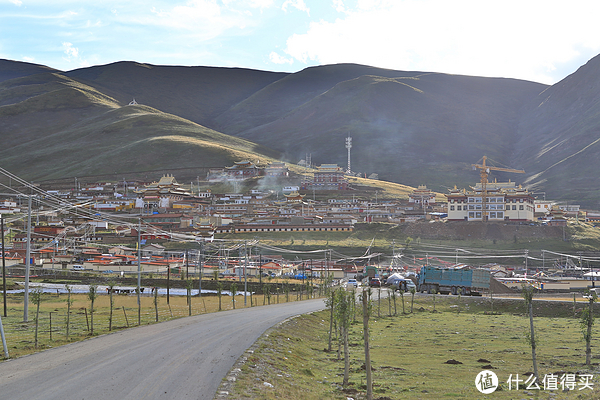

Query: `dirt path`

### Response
(0, 299, 326, 400)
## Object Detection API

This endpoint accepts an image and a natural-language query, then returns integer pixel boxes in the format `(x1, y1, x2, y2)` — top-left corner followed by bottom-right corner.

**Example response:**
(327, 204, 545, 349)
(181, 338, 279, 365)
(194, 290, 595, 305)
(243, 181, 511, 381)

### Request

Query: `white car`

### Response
(71, 265, 85, 271)
(346, 278, 359, 288)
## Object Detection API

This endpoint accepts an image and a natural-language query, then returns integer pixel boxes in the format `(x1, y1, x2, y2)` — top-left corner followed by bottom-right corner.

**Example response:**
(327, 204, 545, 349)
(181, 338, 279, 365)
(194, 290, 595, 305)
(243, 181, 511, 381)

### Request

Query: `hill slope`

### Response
(2, 57, 600, 207)
(223, 68, 546, 189)
(0, 70, 280, 181)
(513, 53, 600, 206)
(65, 62, 287, 127)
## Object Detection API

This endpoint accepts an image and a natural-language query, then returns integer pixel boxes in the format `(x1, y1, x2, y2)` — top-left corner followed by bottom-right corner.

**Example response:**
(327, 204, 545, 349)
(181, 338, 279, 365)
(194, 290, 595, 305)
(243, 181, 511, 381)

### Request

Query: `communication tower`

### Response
(345, 136, 352, 174)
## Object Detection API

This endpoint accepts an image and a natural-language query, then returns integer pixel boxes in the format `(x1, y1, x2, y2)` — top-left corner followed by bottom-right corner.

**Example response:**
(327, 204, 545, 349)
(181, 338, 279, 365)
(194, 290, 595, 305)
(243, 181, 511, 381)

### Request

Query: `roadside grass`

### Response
(227, 293, 600, 400)
(0, 288, 315, 360)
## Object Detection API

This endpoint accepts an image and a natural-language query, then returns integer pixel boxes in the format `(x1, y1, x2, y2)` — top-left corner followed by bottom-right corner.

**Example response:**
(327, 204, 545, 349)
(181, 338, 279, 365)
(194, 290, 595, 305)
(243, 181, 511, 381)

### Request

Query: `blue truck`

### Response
(417, 266, 490, 296)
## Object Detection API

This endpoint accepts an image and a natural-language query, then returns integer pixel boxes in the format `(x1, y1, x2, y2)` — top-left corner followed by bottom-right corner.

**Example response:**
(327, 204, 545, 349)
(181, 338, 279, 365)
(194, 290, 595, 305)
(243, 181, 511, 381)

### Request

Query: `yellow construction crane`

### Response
(471, 156, 525, 221)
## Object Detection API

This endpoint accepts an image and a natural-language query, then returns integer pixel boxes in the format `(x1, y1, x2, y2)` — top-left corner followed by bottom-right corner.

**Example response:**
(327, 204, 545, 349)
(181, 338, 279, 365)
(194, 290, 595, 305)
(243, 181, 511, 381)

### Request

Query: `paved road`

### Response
(0, 299, 326, 400)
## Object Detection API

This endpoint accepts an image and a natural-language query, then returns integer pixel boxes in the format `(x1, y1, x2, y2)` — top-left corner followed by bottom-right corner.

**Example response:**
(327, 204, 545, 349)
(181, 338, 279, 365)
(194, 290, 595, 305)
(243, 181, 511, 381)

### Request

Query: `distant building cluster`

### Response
(3, 155, 598, 273)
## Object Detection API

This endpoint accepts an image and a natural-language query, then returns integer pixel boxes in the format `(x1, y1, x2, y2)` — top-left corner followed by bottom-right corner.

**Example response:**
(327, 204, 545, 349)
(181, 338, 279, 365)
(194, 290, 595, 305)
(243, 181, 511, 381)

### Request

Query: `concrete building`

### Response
(447, 181, 534, 222)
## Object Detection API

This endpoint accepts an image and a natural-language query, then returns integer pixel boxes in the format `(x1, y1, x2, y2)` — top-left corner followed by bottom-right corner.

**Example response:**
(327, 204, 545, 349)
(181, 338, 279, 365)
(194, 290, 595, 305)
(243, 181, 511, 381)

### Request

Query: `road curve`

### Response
(0, 298, 326, 400)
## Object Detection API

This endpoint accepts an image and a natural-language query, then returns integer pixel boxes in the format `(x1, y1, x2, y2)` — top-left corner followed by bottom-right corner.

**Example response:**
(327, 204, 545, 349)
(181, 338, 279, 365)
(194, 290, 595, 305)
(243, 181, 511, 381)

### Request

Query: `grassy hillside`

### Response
(213, 63, 423, 134)
(65, 61, 288, 127)
(2, 57, 600, 207)
(0, 58, 59, 82)
(0, 70, 281, 181)
(514, 54, 600, 206)
(235, 72, 546, 189)
(0, 104, 281, 180)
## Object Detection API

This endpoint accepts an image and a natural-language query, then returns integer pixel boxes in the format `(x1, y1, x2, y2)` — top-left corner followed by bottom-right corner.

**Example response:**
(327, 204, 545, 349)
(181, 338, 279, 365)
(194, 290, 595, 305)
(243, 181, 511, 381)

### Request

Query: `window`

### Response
(468, 198, 474, 203)
(450, 205, 455, 211)
(457, 205, 462, 211)
(519, 205, 524, 210)
(468, 212, 475, 218)
(475, 212, 481, 218)
(490, 212, 496, 218)
(512, 205, 517, 210)
(497, 211, 503, 219)
(506, 205, 510, 210)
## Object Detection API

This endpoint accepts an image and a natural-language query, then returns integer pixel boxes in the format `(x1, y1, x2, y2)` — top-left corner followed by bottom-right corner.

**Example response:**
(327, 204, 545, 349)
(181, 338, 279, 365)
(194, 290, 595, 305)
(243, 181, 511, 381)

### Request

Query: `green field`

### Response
(225, 292, 600, 400)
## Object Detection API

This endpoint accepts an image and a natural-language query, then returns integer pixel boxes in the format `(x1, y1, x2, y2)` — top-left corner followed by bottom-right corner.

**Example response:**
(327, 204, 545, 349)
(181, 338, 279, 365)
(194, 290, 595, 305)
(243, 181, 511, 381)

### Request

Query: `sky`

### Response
(2, 0, 600, 85)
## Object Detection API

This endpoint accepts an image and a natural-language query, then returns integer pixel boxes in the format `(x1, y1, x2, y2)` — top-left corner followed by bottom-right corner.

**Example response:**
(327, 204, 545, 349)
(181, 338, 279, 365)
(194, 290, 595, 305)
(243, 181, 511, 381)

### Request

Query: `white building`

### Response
(446, 181, 534, 222)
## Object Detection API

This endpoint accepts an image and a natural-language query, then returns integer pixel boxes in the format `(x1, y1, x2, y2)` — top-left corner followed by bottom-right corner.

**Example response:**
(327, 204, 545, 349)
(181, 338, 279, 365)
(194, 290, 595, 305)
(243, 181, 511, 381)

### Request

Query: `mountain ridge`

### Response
(1, 57, 600, 207)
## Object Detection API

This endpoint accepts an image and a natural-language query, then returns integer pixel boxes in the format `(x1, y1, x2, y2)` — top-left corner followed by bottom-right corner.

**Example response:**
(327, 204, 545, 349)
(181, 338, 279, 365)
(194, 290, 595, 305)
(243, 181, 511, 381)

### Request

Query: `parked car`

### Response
(369, 277, 381, 287)
(346, 278, 359, 288)
(71, 265, 85, 271)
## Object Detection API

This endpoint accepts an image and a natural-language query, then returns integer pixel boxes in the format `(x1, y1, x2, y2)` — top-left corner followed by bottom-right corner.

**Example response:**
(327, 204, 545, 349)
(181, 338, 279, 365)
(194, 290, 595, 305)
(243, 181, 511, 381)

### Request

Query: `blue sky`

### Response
(2, 0, 600, 84)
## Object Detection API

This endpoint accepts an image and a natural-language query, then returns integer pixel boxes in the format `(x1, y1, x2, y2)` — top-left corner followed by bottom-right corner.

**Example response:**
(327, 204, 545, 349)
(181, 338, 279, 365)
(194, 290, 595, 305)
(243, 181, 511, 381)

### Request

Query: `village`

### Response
(0, 157, 597, 284)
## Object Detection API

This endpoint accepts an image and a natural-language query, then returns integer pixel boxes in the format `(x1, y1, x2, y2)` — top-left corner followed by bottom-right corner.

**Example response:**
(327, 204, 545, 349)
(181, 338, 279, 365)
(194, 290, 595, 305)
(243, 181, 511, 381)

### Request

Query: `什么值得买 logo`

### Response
(475, 370, 498, 394)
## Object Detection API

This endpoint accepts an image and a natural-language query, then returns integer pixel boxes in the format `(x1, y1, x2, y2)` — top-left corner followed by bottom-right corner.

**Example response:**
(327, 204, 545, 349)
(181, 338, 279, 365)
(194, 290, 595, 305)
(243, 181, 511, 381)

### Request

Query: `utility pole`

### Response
(244, 240, 248, 306)
(24, 195, 32, 322)
(198, 242, 204, 297)
(1, 213, 6, 317)
(137, 218, 141, 325)
(167, 259, 170, 304)
(185, 249, 189, 279)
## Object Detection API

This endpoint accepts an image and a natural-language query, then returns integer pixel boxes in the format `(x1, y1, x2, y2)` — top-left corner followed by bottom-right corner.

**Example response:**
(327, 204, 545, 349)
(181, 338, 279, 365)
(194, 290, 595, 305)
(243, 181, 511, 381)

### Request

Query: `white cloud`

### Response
(282, 0, 600, 84)
(140, 0, 255, 41)
(332, 0, 346, 13)
(10, 0, 23, 6)
(62, 42, 79, 58)
(282, 0, 309, 14)
(22, 56, 35, 62)
(269, 51, 293, 64)
(62, 41, 89, 68)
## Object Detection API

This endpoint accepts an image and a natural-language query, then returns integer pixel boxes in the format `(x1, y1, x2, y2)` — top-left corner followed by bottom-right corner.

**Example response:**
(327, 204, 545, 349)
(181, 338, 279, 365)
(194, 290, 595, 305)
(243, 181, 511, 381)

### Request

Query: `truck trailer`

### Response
(417, 266, 490, 296)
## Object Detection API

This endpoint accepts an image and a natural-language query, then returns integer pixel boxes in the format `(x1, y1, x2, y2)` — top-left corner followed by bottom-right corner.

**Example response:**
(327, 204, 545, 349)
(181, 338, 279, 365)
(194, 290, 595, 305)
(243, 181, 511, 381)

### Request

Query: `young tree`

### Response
(335, 289, 353, 386)
(522, 284, 539, 381)
(31, 288, 43, 349)
(285, 284, 290, 303)
(87, 285, 98, 335)
(362, 287, 373, 400)
(186, 280, 193, 316)
(231, 283, 238, 309)
(265, 284, 272, 305)
(65, 284, 74, 340)
(377, 287, 381, 318)
(216, 281, 223, 311)
(326, 288, 336, 352)
(400, 288, 405, 314)
(410, 287, 416, 313)
(581, 290, 597, 367)
(153, 286, 159, 322)
(107, 282, 116, 331)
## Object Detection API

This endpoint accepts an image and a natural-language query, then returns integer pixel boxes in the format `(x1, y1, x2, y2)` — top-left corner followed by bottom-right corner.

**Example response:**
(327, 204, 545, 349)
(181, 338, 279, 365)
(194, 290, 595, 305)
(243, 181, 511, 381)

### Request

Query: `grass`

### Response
(0, 285, 318, 360)
(226, 292, 600, 399)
